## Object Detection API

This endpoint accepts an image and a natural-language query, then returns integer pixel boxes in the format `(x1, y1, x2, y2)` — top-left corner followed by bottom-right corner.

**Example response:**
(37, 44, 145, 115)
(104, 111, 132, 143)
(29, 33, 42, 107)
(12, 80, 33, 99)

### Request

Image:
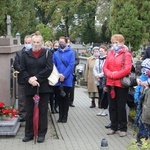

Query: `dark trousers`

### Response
(55, 86, 71, 118)
(25, 93, 49, 138)
(18, 84, 26, 119)
(69, 82, 75, 104)
(97, 86, 108, 109)
(108, 86, 128, 132)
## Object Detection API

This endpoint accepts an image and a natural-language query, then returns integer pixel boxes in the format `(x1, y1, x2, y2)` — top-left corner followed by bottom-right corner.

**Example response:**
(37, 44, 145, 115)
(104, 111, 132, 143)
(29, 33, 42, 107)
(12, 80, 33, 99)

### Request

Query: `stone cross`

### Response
(6, 15, 12, 37)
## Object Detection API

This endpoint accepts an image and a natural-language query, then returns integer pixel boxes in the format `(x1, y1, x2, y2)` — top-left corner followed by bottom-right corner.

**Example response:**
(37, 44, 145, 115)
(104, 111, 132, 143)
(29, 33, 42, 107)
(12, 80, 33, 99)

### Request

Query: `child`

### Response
(134, 58, 150, 145)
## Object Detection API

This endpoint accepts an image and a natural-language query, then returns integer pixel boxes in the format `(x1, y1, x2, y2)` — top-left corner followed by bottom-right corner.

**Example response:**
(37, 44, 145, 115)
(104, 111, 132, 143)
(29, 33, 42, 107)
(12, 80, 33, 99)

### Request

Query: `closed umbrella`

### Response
(33, 86, 40, 144)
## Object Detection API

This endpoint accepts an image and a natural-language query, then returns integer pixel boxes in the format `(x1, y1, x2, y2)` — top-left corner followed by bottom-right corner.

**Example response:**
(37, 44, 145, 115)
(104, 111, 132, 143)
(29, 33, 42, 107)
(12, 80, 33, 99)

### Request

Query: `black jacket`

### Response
(13, 47, 26, 84)
(20, 49, 53, 95)
(142, 46, 150, 60)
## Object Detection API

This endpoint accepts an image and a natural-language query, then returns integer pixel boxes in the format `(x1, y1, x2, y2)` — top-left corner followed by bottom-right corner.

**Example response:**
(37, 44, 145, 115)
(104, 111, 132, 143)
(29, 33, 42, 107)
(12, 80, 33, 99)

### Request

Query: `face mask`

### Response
(99, 52, 106, 57)
(54, 48, 58, 51)
(113, 44, 121, 51)
(59, 42, 66, 49)
(32, 43, 42, 51)
(93, 52, 100, 57)
(24, 44, 32, 50)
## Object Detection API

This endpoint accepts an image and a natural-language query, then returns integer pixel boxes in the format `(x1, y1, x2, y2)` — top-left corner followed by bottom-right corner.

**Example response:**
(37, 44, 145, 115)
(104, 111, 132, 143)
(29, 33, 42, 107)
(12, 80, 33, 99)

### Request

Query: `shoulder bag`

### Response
(46, 50, 59, 86)
(121, 52, 137, 87)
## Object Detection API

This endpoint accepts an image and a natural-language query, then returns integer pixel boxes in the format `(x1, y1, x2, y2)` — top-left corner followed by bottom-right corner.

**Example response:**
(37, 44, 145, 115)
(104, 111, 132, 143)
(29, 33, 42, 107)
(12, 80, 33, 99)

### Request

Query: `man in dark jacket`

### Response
(142, 46, 150, 60)
(13, 35, 32, 122)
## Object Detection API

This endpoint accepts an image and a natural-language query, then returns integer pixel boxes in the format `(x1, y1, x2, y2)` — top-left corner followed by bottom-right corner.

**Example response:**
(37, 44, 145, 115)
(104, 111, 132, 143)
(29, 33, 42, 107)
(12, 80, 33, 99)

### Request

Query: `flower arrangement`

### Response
(128, 138, 150, 150)
(0, 102, 19, 120)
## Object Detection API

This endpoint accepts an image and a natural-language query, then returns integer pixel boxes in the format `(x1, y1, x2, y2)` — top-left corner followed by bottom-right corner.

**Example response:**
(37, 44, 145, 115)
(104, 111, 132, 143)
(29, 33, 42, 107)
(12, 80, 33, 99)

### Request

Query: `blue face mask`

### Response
(113, 44, 121, 51)
(24, 44, 32, 50)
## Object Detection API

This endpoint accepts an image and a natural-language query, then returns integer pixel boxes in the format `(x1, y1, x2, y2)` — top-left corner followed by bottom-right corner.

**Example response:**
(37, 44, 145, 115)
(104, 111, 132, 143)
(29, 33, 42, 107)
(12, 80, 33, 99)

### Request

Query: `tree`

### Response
(0, 0, 37, 42)
(35, 0, 110, 43)
(36, 23, 52, 42)
(109, 0, 150, 51)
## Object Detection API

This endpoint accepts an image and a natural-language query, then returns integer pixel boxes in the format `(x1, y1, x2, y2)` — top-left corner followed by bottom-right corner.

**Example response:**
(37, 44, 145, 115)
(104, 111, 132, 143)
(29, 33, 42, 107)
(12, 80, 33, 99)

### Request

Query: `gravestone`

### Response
(0, 15, 22, 135)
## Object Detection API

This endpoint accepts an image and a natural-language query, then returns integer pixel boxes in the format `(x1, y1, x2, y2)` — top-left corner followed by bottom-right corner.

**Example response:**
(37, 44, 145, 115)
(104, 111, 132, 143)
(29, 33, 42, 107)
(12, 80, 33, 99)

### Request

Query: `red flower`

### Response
(0, 102, 19, 119)
(0, 102, 5, 108)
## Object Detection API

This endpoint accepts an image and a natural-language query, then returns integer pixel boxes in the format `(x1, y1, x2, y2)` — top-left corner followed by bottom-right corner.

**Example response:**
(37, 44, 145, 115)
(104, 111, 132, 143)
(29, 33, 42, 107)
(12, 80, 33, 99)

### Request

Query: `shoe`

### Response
(118, 131, 127, 137)
(57, 115, 63, 123)
(107, 130, 116, 135)
(100, 109, 108, 116)
(69, 103, 75, 107)
(54, 107, 59, 113)
(57, 118, 62, 123)
(90, 100, 96, 108)
(61, 115, 67, 123)
(105, 123, 111, 129)
(97, 109, 104, 116)
(37, 136, 45, 143)
(51, 108, 56, 114)
(22, 137, 33, 142)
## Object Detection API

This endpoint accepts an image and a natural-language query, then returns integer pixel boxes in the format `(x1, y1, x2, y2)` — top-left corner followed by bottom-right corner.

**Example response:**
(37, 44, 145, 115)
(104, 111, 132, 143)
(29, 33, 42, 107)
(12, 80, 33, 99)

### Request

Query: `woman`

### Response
(93, 45, 108, 116)
(84, 47, 99, 108)
(103, 34, 132, 137)
(21, 32, 53, 143)
(53, 36, 75, 123)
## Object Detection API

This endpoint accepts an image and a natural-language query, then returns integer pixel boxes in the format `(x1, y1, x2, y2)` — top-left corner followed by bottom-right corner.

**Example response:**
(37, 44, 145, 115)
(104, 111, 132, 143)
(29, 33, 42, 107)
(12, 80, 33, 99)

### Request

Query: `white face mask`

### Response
(99, 51, 106, 57)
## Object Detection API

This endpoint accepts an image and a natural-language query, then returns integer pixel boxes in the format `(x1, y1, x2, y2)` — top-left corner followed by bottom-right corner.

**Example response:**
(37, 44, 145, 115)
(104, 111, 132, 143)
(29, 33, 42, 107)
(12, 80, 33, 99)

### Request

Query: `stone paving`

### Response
(0, 86, 135, 150)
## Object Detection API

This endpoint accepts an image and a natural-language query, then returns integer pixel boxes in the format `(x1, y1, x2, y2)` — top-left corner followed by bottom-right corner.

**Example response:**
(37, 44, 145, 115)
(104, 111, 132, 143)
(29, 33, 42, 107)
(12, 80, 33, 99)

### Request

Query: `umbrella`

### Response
(33, 86, 40, 144)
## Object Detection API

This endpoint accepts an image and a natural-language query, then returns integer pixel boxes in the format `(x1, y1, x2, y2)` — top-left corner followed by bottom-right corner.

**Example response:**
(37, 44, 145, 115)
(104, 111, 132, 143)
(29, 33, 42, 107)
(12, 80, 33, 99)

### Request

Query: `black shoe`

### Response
(105, 123, 111, 129)
(51, 108, 56, 114)
(69, 103, 75, 107)
(37, 136, 45, 143)
(54, 107, 59, 113)
(61, 117, 67, 123)
(57, 116, 63, 123)
(22, 137, 33, 142)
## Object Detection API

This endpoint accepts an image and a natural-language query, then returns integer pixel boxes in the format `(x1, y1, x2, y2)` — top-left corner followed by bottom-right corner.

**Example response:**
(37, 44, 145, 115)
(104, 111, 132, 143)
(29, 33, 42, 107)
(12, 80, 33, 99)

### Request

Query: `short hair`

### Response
(59, 36, 67, 43)
(45, 41, 53, 47)
(100, 45, 108, 52)
(53, 40, 59, 46)
(24, 35, 32, 40)
(111, 34, 125, 43)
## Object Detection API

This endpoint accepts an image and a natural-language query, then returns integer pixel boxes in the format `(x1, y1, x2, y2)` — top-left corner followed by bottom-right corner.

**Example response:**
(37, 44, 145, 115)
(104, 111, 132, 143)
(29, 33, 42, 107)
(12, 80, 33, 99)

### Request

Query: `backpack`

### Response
(141, 88, 150, 124)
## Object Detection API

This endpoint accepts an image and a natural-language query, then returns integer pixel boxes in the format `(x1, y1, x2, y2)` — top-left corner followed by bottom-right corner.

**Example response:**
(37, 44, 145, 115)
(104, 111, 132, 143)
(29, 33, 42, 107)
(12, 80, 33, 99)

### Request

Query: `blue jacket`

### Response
(134, 74, 148, 103)
(53, 46, 75, 87)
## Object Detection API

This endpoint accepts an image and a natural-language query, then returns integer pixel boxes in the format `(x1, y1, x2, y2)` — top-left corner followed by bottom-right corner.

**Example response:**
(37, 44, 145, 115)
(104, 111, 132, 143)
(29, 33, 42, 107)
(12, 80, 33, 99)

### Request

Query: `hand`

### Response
(31, 80, 40, 87)
(96, 76, 100, 81)
(59, 74, 65, 82)
(28, 76, 37, 84)
(103, 86, 108, 92)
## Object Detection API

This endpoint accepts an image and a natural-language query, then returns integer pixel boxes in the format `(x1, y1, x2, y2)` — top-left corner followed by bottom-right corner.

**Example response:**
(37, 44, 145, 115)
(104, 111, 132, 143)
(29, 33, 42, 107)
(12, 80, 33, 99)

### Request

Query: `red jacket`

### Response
(103, 47, 132, 88)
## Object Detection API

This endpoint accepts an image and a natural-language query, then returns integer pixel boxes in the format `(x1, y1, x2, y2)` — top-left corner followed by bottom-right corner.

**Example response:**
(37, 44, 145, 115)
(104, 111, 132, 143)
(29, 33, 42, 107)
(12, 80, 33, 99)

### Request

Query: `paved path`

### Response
(0, 87, 134, 150)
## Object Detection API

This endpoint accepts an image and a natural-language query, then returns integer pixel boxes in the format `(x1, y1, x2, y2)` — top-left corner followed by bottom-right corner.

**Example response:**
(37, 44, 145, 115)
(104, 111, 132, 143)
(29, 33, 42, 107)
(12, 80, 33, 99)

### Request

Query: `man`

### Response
(13, 35, 32, 122)
(66, 37, 79, 107)
(142, 45, 150, 60)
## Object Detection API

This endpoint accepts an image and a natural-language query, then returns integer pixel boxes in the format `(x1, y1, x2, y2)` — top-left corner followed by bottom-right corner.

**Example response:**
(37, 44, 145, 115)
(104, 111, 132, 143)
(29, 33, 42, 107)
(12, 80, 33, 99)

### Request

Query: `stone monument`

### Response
(0, 15, 22, 135)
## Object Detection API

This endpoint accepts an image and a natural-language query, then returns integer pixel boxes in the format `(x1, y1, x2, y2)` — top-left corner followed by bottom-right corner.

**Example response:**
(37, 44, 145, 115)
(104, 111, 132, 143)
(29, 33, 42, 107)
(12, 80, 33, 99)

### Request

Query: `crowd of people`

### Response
(13, 31, 150, 146)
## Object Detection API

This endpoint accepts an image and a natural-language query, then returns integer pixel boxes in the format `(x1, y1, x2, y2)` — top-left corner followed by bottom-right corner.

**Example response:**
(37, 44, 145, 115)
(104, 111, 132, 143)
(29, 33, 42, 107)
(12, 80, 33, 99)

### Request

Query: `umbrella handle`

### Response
(37, 86, 39, 94)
